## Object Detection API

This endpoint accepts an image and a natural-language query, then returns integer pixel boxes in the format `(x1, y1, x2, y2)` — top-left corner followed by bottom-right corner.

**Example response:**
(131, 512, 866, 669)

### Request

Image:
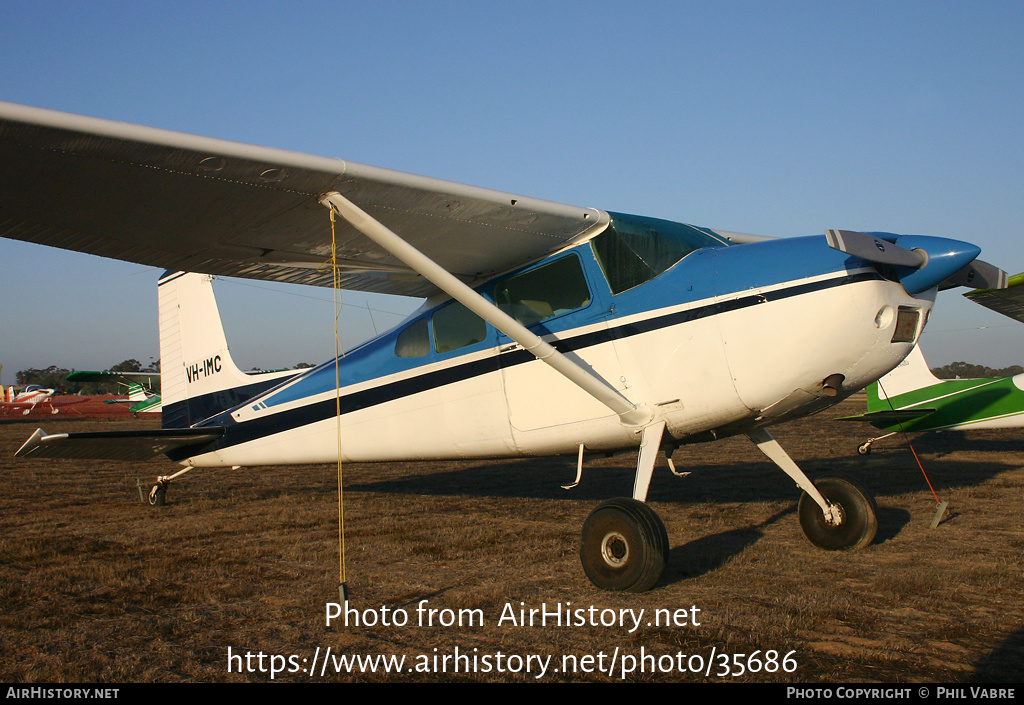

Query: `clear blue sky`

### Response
(3, 1, 1024, 386)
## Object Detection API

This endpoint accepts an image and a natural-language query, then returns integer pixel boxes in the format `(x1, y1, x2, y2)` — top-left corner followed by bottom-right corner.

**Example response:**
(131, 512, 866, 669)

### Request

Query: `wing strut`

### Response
(319, 191, 652, 427)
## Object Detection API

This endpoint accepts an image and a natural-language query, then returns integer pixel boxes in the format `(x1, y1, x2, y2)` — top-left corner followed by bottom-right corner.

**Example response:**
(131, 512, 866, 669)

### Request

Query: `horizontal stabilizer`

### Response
(836, 409, 936, 424)
(15, 427, 224, 461)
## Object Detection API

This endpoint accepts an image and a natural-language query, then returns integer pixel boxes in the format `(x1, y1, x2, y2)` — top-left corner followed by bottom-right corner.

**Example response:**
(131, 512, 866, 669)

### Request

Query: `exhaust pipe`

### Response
(822, 373, 845, 397)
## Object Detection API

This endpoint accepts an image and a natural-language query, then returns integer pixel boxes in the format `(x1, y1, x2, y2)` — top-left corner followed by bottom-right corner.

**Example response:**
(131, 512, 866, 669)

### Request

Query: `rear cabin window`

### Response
(393, 254, 595, 359)
(395, 318, 429, 358)
(432, 300, 487, 353)
(494, 255, 591, 326)
(591, 212, 728, 294)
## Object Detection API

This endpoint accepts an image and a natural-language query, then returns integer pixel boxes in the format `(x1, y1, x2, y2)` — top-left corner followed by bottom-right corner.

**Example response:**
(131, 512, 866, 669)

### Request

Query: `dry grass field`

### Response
(1, 396, 1021, 683)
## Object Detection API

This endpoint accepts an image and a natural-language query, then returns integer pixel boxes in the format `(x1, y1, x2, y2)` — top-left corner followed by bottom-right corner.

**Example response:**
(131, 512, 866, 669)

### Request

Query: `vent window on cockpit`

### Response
(591, 212, 728, 294)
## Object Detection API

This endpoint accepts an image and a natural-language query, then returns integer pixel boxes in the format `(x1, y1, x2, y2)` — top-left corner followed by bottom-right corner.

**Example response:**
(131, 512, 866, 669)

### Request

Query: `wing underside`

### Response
(67, 371, 160, 386)
(965, 272, 1024, 324)
(0, 102, 608, 297)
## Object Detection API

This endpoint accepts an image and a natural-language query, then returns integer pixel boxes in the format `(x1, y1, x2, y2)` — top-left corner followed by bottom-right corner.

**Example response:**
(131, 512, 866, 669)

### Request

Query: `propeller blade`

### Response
(939, 259, 1008, 291)
(825, 229, 928, 269)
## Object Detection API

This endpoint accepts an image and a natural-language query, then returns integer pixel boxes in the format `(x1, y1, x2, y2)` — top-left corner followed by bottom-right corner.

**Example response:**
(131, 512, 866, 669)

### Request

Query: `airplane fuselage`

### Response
(1, 386, 57, 415)
(14, 387, 55, 404)
(175, 226, 934, 469)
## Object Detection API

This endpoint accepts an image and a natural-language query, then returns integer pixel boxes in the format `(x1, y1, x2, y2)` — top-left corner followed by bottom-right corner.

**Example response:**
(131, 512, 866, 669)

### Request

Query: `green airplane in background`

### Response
(66, 370, 162, 415)
(843, 273, 1024, 454)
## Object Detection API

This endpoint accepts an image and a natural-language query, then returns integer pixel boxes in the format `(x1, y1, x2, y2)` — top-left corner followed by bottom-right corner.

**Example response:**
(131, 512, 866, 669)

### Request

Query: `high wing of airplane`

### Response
(0, 101, 1008, 592)
(0, 385, 88, 416)
(842, 273, 1024, 454)
(66, 370, 164, 414)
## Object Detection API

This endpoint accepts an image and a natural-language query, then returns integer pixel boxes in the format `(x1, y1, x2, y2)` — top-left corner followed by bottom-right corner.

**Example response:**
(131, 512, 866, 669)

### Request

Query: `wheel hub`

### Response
(600, 531, 629, 567)
(825, 502, 846, 527)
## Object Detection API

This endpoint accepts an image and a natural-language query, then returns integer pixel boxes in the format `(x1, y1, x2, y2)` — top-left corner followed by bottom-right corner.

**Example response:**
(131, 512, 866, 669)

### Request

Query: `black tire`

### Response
(798, 476, 877, 551)
(857, 442, 872, 455)
(580, 498, 669, 592)
(148, 483, 166, 507)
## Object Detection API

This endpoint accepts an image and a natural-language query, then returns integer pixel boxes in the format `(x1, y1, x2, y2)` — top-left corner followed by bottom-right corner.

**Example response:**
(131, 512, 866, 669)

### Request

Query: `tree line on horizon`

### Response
(930, 361, 1024, 379)
(14, 359, 159, 395)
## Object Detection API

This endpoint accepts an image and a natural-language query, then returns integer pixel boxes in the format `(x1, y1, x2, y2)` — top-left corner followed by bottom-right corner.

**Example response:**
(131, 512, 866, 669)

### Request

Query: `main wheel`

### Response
(580, 498, 669, 592)
(798, 476, 877, 551)
(857, 442, 872, 455)
(148, 483, 167, 506)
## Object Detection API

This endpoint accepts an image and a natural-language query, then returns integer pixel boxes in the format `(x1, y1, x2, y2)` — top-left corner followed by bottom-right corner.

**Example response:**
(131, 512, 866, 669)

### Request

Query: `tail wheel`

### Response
(580, 498, 669, 592)
(148, 483, 167, 507)
(798, 476, 877, 551)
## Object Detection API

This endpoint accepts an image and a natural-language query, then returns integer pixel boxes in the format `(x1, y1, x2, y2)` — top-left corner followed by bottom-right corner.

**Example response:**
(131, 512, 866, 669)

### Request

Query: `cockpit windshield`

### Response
(591, 212, 729, 294)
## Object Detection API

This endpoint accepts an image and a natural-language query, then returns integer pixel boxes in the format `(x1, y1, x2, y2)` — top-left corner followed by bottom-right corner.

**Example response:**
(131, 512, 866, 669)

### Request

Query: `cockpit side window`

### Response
(494, 255, 591, 327)
(591, 212, 728, 294)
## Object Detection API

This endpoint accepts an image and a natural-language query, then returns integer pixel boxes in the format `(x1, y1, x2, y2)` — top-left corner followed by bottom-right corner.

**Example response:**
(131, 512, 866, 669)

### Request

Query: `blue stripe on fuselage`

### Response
(175, 235, 882, 458)
(245, 235, 864, 412)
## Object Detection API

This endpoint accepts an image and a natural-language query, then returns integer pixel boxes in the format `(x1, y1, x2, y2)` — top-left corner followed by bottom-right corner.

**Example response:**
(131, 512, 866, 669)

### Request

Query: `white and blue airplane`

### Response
(0, 101, 1006, 592)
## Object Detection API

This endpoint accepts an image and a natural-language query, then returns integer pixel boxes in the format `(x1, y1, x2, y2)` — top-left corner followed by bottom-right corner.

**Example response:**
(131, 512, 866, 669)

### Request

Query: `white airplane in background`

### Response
(0, 101, 1007, 592)
(66, 370, 164, 415)
(0, 385, 88, 416)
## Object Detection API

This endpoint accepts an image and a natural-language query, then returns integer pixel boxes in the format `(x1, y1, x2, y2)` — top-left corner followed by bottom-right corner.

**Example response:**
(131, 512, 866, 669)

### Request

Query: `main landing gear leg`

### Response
(747, 428, 877, 551)
(580, 422, 669, 592)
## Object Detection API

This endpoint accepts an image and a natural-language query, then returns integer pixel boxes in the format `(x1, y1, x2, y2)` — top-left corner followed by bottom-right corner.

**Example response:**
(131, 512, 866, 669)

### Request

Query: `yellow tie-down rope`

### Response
(327, 208, 348, 605)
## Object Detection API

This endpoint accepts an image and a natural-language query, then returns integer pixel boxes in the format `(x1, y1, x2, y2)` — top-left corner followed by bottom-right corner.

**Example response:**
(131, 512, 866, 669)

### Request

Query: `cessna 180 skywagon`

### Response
(0, 101, 1007, 592)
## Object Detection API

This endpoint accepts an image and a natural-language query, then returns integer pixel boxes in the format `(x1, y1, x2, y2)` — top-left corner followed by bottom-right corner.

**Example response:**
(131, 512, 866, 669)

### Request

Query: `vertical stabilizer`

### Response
(868, 344, 942, 410)
(158, 271, 261, 428)
(126, 382, 148, 403)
